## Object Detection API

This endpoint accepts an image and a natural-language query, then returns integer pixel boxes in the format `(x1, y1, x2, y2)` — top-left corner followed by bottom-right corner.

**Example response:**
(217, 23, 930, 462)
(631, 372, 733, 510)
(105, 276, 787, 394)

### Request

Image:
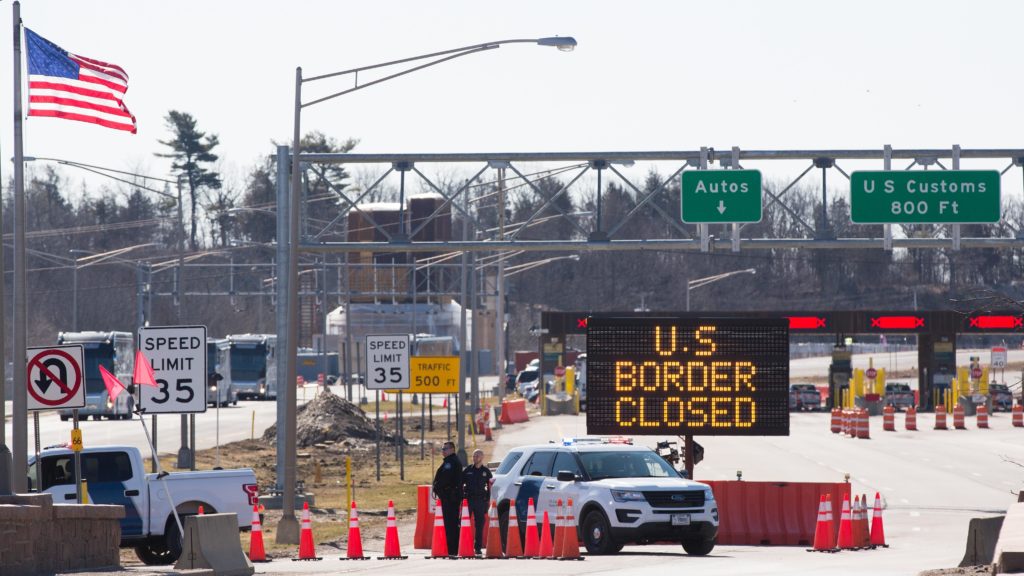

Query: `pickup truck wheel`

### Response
(135, 541, 174, 565)
(165, 518, 184, 562)
(582, 510, 620, 555)
(682, 537, 716, 556)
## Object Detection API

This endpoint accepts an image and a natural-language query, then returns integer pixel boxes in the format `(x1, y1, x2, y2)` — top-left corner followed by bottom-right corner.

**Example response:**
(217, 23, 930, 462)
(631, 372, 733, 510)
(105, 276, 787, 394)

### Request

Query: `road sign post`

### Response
(850, 171, 1001, 224)
(681, 170, 763, 223)
(138, 326, 208, 414)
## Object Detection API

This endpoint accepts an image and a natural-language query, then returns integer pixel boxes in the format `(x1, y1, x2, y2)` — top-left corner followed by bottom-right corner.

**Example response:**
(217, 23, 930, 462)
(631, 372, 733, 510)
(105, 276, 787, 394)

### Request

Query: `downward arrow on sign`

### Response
(717, 201, 726, 214)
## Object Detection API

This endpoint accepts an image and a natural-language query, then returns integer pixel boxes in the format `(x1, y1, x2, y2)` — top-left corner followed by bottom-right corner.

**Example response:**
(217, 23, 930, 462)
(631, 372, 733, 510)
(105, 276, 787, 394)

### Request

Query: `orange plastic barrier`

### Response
(701, 481, 851, 546)
(1013, 404, 1024, 427)
(413, 485, 434, 549)
(882, 405, 895, 432)
(829, 409, 841, 434)
(502, 399, 530, 423)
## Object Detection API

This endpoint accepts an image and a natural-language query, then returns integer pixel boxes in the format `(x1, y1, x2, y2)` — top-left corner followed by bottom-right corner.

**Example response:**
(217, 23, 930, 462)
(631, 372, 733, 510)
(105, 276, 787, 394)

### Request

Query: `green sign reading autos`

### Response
(680, 170, 762, 223)
(850, 171, 1001, 224)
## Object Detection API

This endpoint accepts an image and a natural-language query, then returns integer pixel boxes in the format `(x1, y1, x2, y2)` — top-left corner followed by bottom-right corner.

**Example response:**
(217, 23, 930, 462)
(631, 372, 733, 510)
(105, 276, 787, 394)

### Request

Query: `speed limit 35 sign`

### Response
(138, 325, 208, 414)
(366, 334, 410, 391)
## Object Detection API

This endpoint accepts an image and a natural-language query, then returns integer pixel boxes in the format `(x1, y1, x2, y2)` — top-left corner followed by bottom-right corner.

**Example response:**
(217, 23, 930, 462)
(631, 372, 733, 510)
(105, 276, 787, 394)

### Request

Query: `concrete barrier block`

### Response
(995, 503, 1024, 572)
(960, 515, 1004, 567)
(174, 513, 254, 576)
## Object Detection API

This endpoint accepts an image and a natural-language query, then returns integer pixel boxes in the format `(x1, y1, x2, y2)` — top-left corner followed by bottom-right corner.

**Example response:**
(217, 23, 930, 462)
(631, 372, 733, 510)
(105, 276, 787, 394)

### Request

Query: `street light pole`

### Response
(282, 35, 577, 539)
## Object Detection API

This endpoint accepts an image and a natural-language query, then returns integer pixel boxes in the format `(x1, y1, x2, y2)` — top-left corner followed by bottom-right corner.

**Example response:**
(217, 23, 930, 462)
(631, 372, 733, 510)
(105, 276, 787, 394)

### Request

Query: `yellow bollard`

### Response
(314, 460, 322, 484)
(566, 366, 575, 395)
(345, 455, 352, 521)
(876, 368, 886, 396)
(981, 368, 990, 395)
(81, 479, 89, 504)
(250, 410, 255, 441)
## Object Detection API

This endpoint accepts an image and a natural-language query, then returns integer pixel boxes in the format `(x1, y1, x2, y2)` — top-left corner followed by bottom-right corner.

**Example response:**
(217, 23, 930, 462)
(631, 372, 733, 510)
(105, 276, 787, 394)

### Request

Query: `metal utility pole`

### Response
(458, 188, 469, 466)
(11, 1, 28, 492)
(176, 175, 190, 469)
(495, 168, 506, 384)
(276, 144, 298, 542)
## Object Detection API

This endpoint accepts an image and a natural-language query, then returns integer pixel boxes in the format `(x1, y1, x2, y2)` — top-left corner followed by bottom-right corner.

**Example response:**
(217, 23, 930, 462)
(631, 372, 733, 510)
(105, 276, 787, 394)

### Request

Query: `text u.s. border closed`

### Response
(138, 325, 208, 414)
(586, 317, 789, 436)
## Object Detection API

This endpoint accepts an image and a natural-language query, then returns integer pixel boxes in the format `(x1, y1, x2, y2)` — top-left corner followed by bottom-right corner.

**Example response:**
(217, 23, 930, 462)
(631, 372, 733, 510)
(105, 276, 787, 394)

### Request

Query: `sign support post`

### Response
(73, 409, 82, 504)
(32, 412, 39, 490)
(375, 391, 381, 482)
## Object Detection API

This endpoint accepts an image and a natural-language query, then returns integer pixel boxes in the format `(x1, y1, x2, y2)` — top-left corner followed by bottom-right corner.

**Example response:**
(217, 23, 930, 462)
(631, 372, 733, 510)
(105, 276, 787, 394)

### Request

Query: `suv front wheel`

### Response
(682, 537, 716, 556)
(582, 510, 622, 555)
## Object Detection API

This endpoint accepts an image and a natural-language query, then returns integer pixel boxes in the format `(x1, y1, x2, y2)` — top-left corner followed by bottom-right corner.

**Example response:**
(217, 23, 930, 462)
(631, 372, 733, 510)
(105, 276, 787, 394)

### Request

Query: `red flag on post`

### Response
(99, 364, 126, 401)
(134, 350, 158, 387)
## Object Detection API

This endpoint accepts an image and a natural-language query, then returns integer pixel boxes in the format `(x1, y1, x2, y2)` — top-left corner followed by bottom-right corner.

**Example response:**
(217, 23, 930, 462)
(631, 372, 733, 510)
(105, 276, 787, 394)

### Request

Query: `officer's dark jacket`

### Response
(433, 453, 462, 500)
(462, 464, 492, 502)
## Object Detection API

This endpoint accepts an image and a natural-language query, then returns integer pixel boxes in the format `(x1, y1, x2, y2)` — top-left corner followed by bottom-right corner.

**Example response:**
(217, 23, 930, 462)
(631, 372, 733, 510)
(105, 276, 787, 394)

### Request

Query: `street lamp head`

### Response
(537, 36, 577, 52)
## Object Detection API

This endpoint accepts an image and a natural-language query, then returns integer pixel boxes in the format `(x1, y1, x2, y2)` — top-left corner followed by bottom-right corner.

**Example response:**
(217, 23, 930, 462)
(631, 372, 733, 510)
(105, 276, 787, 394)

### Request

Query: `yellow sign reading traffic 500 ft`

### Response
(586, 317, 789, 436)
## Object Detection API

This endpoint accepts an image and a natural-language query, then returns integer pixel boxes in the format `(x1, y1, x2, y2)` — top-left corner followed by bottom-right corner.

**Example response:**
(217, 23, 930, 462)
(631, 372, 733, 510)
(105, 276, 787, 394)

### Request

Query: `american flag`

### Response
(24, 28, 136, 133)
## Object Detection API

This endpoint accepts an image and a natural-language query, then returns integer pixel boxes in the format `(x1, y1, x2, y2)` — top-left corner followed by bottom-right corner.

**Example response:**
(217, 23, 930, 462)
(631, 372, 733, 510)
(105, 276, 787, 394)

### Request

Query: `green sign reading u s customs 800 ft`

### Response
(850, 171, 1001, 224)
(681, 170, 762, 224)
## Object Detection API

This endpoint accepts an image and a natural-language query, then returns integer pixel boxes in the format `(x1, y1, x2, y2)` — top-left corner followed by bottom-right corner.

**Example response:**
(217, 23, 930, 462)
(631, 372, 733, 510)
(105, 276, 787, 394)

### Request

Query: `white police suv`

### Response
(491, 437, 719, 555)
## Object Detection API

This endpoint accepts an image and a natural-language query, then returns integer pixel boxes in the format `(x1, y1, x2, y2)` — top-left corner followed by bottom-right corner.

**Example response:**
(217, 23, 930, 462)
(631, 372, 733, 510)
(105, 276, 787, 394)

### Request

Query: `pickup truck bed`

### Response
(30, 445, 257, 565)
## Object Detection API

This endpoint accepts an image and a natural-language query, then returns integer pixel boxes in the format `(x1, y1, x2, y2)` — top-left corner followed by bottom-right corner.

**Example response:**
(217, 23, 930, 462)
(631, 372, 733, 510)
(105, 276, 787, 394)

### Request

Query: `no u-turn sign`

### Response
(26, 345, 85, 411)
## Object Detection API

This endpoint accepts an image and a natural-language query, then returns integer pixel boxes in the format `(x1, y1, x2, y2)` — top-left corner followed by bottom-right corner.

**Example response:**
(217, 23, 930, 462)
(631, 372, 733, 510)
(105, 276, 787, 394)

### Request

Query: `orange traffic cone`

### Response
(342, 501, 369, 560)
(505, 500, 523, 558)
(379, 500, 408, 560)
(851, 496, 862, 548)
(523, 498, 540, 557)
(870, 492, 889, 548)
(484, 419, 493, 442)
(248, 505, 269, 562)
(294, 502, 322, 561)
(539, 510, 554, 558)
(485, 500, 504, 559)
(824, 496, 835, 547)
(428, 499, 449, 558)
(807, 495, 837, 552)
(859, 494, 872, 548)
(458, 499, 476, 558)
(552, 499, 565, 559)
(835, 494, 854, 550)
(559, 498, 583, 560)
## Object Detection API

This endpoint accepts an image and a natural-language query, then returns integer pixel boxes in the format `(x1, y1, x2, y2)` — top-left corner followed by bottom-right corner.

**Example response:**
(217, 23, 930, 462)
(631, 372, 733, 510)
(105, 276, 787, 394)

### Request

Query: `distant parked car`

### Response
(516, 368, 540, 396)
(989, 383, 1014, 412)
(789, 384, 821, 412)
(884, 383, 914, 411)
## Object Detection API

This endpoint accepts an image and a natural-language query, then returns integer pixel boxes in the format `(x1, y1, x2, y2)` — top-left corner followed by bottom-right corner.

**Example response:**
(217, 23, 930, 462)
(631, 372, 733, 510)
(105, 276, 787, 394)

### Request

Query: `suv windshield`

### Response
(578, 450, 679, 480)
(518, 370, 539, 384)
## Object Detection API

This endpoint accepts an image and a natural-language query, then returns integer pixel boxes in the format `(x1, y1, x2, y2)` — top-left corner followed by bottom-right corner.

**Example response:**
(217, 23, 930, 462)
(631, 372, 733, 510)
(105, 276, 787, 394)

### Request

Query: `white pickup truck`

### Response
(28, 445, 258, 565)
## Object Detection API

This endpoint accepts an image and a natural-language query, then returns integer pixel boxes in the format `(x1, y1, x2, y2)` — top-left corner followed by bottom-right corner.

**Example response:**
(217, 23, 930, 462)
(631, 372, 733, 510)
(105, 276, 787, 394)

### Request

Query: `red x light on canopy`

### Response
(787, 316, 827, 330)
(577, 317, 589, 329)
(870, 315, 925, 330)
(969, 315, 1023, 330)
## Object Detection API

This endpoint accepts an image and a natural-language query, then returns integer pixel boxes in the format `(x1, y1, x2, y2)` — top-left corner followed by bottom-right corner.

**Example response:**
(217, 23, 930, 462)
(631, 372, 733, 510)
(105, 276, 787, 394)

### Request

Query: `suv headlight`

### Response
(611, 490, 646, 502)
(704, 487, 715, 502)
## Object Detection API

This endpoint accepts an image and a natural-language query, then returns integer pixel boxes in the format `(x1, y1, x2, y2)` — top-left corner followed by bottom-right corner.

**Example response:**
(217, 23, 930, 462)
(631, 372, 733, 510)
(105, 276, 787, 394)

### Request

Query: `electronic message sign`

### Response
(586, 317, 789, 436)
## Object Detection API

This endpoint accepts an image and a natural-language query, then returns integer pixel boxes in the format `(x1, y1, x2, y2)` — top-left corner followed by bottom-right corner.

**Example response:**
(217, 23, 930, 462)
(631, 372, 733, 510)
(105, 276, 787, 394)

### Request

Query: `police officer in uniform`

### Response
(432, 441, 462, 555)
(462, 448, 493, 555)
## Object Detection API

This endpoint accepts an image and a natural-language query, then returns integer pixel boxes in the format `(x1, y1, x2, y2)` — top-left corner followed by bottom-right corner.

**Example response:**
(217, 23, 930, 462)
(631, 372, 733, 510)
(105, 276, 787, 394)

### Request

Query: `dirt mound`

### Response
(262, 389, 393, 447)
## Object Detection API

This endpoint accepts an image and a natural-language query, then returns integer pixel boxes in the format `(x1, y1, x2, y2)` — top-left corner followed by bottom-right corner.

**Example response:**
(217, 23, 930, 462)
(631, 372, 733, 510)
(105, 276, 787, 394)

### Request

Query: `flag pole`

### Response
(11, 0, 29, 493)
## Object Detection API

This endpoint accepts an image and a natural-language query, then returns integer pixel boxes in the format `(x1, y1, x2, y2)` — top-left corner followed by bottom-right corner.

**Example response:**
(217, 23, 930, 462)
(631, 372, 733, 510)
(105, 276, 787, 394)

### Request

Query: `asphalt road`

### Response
(140, 406, 1019, 576)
